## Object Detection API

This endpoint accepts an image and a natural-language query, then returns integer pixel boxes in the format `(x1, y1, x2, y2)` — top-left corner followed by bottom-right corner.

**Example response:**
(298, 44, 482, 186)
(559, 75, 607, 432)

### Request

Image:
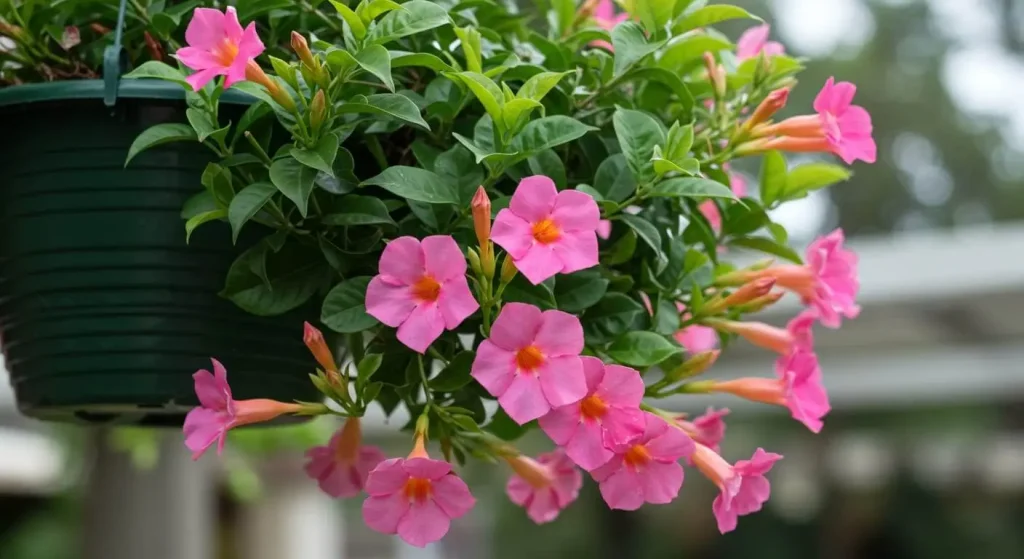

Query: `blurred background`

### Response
(3, 0, 1024, 557)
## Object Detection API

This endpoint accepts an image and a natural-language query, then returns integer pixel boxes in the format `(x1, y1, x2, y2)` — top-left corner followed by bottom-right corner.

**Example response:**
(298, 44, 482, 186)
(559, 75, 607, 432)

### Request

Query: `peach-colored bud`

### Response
(745, 88, 790, 131)
(722, 278, 776, 307)
(291, 31, 316, 69)
(89, 23, 111, 35)
(310, 90, 327, 131)
(737, 290, 786, 313)
(504, 454, 554, 489)
(710, 378, 785, 406)
(703, 52, 726, 99)
(234, 399, 303, 426)
(707, 319, 793, 355)
(335, 417, 363, 463)
(761, 114, 824, 139)
(471, 186, 491, 246)
(667, 350, 720, 381)
(245, 60, 297, 112)
(303, 322, 340, 375)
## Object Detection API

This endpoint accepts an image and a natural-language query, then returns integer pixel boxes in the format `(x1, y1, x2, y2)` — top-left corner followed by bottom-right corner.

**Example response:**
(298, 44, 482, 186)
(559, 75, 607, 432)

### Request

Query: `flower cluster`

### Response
(148, 0, 874, 548)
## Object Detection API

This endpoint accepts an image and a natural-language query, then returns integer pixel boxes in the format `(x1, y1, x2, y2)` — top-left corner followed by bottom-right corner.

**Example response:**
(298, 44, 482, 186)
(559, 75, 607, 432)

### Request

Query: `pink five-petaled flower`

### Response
(592, 413, 696, 510)
(677, 407, 730, 454)
(692, 444, 783, 534)
(304, 418, 386, 498)
(758, 229, 860, 328)
(710, 349, 830, 433)
(538, 357, 646, 471)
(362, 438, 475, 548)
(505, 450, 583, 524)
(491, 176, 600, 285)
(471, 303, 587, 424)
(175, 7, 265, 91)
(737, 24, 785, 61)
(366, 236, 479, 353)
(183, 358, 302, 460)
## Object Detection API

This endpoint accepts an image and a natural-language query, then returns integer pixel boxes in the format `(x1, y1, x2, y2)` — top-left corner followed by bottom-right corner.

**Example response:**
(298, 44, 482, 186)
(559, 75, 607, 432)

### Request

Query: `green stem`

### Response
(366, 136, 389, 170)
(244, 131, 274, 167)
(417, 355, 434, 407)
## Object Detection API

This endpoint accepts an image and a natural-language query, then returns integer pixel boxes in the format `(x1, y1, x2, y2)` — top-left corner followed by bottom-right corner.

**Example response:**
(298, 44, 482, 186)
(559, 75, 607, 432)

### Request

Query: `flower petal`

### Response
(538, 404, 581, 446)
(551, 230, 599, 275)
(365, 276, 417, 328)
(396, 303, 445, 353)
(421, 235, 467, 282)
(363, 492, 410, 535)
(222, 6, 244, 43)
(596, 364, 644, 408)
(237, 22, 265, 59)
(639, 461, 684, 505)
(185, 67, 225, 91)
(510, 176, 558, 222)
(534, 310, 584, 357)
(174, 47, 220, 71)
(514, 243, 564, 285)
(498, 373, 550, 424)
(365, 458, 409, 496)
(183, 407, 226, 460)
(470, 341, 516, 397)
(431, 475, 475, 519)
(712, 492, 739, 534)
(489, 302, 542, 351)
(437, 276, 479, 330)
(645, 422, 696, 462)
(378, 236, 425, 285)
(580, 356, 606, 393)
(565, 422, 614, 471)
(506, 476, 533, 506)
(403, 457, 451, 480)
(537, 356, 586, 408)
(185, 8, 226, 50)
(599, 468, 645, 511)
(550, 190, 600, 232)
(525, 489, 560, 524)
(397, 500, 451, 548)
(491, 210, 535, 260)
(601, 407, 646, 449)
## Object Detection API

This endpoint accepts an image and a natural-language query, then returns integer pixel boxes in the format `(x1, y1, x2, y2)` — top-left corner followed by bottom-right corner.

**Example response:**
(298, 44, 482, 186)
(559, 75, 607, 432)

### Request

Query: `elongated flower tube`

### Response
(505, 450, 583, 524)
(305, 418, 386, 498)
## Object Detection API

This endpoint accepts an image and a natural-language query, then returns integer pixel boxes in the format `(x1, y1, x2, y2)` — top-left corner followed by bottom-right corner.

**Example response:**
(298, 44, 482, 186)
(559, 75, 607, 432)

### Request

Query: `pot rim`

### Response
(0, 79, 254, 108)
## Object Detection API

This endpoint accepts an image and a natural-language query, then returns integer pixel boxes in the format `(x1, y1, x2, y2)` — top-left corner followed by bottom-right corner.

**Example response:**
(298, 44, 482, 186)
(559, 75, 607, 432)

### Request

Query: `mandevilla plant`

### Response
(125, 0, 874, 546)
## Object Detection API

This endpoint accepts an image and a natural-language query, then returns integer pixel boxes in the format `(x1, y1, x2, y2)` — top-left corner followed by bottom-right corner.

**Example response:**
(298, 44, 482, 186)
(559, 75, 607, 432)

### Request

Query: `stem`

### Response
(417, 355, 434, 407)
(365, 136, 389, 170)
(427, 347, 449, 366)
(244, 131, 274, 167)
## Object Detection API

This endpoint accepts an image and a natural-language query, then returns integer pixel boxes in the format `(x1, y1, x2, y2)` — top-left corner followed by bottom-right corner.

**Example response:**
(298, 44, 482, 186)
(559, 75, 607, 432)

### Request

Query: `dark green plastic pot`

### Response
(0, 79, 318, 425)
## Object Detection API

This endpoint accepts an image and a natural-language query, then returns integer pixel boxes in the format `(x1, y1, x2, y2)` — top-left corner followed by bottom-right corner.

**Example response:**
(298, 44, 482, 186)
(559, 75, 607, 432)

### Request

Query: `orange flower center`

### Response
(403, 477, 433, 504)
(515, 345, 545, 372)
(213, 38, 240, 67)
(532, 218, 561, 244)
(623, 444, 652, 469)
(579, 394, 608, 421)
(410, 275, 442, 302)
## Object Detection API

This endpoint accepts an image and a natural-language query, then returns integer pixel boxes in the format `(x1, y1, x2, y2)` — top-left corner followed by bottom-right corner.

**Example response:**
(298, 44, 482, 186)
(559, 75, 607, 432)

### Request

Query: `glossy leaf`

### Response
(607, 331, 681, 367)
(362, 166, 460, 204)
(228, 182, 277, 243)
(322, 277, 379, 333)
(270, 156, 318, 217)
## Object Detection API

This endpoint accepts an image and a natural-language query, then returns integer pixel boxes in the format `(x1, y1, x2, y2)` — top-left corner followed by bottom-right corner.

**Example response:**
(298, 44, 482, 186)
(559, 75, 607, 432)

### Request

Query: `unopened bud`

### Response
(667, 350, 721, 381)
(0, 21, 24, 39)
(310, 90, 327, 131)
(736, 290, 786, 314)
(291, 32, 316, 69)
(304, 322, 340, 376)
(745, 88, 790, 132)
(466, 247, 483, 277)
(500, 254, 518, 284)
(245, 60, 296, 112)
(706, 278, 776, 314)
(471, 186, 491, 248)
(89, 23, 111, 35)
(706, 318, 793, 355)
(703, 52, 726, 100)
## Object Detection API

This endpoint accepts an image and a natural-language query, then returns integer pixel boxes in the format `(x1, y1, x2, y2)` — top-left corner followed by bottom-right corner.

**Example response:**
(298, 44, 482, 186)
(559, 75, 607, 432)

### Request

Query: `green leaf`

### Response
(270, 156, 318, 217)
(635, 0, 677, 32)
(501, 98, 544, 133)
(619, 214, 664, 261)
(453, 133, 515, 165)
(502, 275, 556, 310)
(607, 331, 681, 367)
(759, 151, 788, 206)
(528, 150, 568, 190)
(390, 51, 456, 73)
(621, 67, 694, 109)
(201, 163, 234, 207)
(652, 151, 700, 178)
(185, 209, 226, 243)
(673, 5, 756, 34)
(222, 241, 323, 316)
(122, 61, 188, 88)
(321, 195, 396, 227)
(454, 26, 483, 73)
(649, 177, 737, 199)
(290, 133, 340, 177)
(357, 354, 384, 384)
(517, 71, 569, 101)
(185, 108, 218, 142)
(653, 297, 682, 335)
(232, 102, 272, 146)
(784, 163, 852, 200)
(228, 182, 277, 243)
(434, 145, 484, 204)
(355, 45, 396, 92)
(369, 0, 451, 44)
(584, 293, 646, 344)
(359, 0, 404, 21)
(509, 116, 597, 155)
(555, 270, 610, 313)
(445, 71, 505, 128)
(124, 123, 196, 166)
(611, 21, 666, 77)
(613, 108, 665, 184)
(728, 236, 803, 264)
(658, 35, 733, 73)
(722, 199, 769, 237)
(430, 352, 475, 392)
(337, 93, 430, 130)
(315, 148, 359, 195)
(329, 0, 367, 39)
(362, 166, 459, 204)
(594, 154, 638, 202)
(321, 277, 380, 333)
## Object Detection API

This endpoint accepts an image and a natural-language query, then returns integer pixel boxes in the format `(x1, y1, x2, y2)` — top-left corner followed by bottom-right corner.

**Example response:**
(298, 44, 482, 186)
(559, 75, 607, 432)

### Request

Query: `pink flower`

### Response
(677, 407, 730, 454)
(592, 413, 696, 510)
(471, 303, 587, 424)
(366, 236, 479, 353)
(760, 229, 860, 328)
(183, 358, 301, 460)
(175, 7, 265, 91)
(305, 418, 386, 498)
(597, 219, 612, 240)
(491, 176, 600, 285)
(692, 444, 782, 534)
(709, 310, 814, 356)
(538, 357, 646, 471)
(698, 171, 747, 232)
(675, 324, 719, 353)
(362, 453, 475, 548)
(737, 24, 785, 61)
(710, 349, 830, 433)
(505, 450, 583, 524)
(591, 0, 629, 50)
(815, 77, 877, 164)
